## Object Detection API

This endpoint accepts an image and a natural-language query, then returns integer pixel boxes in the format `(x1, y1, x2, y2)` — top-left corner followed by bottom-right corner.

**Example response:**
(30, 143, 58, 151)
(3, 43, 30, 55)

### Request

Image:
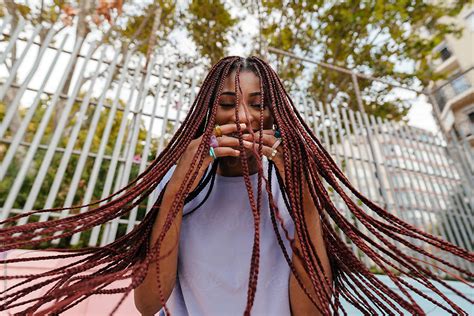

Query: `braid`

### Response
(1, 55, 472, 315)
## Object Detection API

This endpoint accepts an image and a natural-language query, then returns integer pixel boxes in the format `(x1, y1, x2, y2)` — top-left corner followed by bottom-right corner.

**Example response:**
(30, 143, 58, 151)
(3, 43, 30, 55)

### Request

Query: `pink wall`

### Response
(1, 249, 139, 315)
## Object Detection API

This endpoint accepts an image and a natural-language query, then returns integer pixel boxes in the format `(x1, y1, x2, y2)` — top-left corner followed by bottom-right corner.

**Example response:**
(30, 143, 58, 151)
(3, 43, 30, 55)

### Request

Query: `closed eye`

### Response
(219, 103, 266, 108)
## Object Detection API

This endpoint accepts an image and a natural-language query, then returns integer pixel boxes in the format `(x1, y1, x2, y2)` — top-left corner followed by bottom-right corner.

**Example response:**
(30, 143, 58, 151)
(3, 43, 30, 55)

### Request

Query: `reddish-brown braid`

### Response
(250, 58, 334, 313)
(0, 56, 473, 315)
(261, 59, 472, 313)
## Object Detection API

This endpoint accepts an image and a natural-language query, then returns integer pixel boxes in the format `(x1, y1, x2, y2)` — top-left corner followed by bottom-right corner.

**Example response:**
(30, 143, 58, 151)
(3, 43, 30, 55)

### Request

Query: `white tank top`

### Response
(155, 158, 294, 316)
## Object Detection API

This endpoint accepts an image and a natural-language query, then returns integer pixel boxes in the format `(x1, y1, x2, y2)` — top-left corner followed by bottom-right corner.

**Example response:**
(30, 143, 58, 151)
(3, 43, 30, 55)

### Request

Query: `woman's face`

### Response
(215, 70, 274, 131)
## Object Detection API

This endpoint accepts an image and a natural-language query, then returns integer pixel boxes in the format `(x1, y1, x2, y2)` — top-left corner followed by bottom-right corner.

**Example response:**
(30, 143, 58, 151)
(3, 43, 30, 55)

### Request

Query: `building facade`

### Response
(335, 122, 469, 252)
(430, 5, 474, 145)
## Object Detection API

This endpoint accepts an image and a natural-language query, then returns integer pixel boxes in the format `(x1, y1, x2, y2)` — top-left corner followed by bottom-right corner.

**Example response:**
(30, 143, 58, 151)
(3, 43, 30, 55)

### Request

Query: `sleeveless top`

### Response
(154, 158, 295, 316)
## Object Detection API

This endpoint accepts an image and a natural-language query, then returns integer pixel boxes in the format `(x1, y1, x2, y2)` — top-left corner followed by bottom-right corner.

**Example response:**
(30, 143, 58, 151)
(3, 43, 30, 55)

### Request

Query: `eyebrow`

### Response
(221, 91, 261, 97)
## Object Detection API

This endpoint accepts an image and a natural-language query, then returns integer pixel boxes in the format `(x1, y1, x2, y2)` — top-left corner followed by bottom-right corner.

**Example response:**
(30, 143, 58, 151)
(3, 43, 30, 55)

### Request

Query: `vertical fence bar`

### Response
(157, 66, 177, 154)
(101, 55, 156, 245)
(368, 114, 409, 272)
(402, 125, 470, 271)
(1, 35, 81, 222)
(103, 53, 158, 245)
(0, 24, 42, 100)
(347, 110, 377, 202)
(40, 48, 107, 225)
(0, 15, 13, 35)
(309, 99, 320, 137)
(127, 93, 160, 232)
(351, 74, 389, 206)
(69, 49, 136, 245)
(101, 54, 157, 245)
(339, 108, 371, 234)
(0, 30, 65, 181)
(324, 104, 368, 262)
(18, 40, 95, 226)
(60, 48, 122, 244)
(146, 63, 166, 213)
(0, 17, 25, 65)
(316, 101, 331, 150)
(73, 50, 138, 246)
(323, 103, 351, 245)
(374, 117, 431, 270)
(172, 71, 188, 135)
(0, 25, 57, 139)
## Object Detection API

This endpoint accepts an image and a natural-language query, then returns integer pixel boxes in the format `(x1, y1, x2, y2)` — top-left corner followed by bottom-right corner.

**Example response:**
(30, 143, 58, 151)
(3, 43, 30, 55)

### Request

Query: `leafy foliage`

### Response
(185, 0, 238, 65)
(0, 96, 171, 248)
(243, 0, 468, 120)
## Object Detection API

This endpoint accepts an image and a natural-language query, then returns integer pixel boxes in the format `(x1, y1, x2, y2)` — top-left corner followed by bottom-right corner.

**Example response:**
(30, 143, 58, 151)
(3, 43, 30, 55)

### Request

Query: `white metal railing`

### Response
(0, 18, 472, 274)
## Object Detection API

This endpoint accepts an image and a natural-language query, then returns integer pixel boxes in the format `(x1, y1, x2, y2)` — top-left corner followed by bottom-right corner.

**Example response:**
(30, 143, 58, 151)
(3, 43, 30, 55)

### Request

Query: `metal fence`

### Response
(0, 18, 472, 274)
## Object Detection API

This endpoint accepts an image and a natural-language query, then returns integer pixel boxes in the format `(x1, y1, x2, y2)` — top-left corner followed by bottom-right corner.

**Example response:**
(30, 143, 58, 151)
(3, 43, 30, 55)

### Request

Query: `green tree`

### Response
(243, 0, 468, 121)
(185, 0, 238, 66)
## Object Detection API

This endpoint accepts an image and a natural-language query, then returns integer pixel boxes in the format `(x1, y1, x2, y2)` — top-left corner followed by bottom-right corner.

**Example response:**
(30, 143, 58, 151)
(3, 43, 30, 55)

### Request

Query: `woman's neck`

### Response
(217, 156, 259, 177)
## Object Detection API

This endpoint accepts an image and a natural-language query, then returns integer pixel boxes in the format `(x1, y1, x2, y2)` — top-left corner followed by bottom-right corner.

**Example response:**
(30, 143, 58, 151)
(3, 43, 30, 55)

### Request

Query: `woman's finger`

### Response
(216, 123, 248, 136)
(216, 135, 242, 148)
(241, 140, 276, 158)
(213, 147, 241, 157)
(241, 132, 279, 147)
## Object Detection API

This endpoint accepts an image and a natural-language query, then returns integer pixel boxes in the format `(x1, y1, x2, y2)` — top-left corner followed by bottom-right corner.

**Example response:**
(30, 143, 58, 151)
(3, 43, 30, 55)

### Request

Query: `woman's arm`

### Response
(134, 123, 246, 315)
(270, 156, 332, 314)
(133, 170, 185, 316)
(289, 179, 333, 316)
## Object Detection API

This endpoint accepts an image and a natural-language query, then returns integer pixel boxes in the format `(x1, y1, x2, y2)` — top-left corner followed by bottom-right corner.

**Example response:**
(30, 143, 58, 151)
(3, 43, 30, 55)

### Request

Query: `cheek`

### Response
(214, 108, 230, 124)
(263, 110, 274, 128)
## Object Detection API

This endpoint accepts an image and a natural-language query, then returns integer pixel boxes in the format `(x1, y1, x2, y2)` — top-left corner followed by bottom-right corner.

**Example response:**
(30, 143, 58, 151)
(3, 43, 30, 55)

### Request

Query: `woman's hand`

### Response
(172, 123, 248, 193)
(241, 130, 285, 179)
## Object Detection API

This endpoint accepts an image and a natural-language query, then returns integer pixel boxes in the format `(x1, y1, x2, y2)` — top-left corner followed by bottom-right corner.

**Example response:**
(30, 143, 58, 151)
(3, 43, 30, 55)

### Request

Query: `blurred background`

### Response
(0, 1, 472, 314)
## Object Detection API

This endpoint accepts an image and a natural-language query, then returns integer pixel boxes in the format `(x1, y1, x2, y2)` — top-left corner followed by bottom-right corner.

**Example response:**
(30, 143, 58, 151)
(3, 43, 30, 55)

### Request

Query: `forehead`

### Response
(222, 70, 260, 93)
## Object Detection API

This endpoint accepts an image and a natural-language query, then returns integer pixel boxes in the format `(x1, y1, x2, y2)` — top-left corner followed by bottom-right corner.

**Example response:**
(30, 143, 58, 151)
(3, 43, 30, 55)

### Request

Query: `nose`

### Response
(235, 102, 253, 127)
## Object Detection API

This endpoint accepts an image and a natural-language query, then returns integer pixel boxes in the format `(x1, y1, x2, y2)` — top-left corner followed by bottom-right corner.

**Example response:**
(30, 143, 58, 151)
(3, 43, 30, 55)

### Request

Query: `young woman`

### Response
(1, 56, 472, 315)
(134, 59, 333, 316)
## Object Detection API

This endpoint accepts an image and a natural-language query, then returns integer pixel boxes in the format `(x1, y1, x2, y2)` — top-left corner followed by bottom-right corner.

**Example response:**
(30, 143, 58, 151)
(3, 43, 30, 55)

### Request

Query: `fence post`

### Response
(427, 92, 474, 187)
(351, 73, 389, 207)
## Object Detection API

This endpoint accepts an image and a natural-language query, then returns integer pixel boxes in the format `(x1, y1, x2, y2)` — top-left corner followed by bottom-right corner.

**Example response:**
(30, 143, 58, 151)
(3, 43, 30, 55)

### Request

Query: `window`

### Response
(465, 11, 474, 32)
(434, 88, 447, 113)
(451, 73, 471, 94)
(469, 111, 474, 124)
(464, 111, 474, 137)
(439, 46, 452, 62)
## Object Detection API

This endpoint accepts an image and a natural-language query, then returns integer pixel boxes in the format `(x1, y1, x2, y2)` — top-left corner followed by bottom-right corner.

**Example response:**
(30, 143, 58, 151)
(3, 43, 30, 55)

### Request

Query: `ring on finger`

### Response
(268, 148, 278, 161)
(214, 125, 222, 137)
(209, 147, 217, 159)
(272, 138, 282, 150)
(210, 135, 218, 148)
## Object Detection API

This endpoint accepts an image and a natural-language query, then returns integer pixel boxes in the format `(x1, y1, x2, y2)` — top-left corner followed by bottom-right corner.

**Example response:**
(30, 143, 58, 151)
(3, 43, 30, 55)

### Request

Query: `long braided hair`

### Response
(1, 56, 472, 315)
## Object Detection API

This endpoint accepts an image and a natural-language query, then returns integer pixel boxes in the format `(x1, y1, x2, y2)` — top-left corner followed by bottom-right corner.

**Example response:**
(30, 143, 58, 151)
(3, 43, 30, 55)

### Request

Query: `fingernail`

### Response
(243, 140, 252, 146)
